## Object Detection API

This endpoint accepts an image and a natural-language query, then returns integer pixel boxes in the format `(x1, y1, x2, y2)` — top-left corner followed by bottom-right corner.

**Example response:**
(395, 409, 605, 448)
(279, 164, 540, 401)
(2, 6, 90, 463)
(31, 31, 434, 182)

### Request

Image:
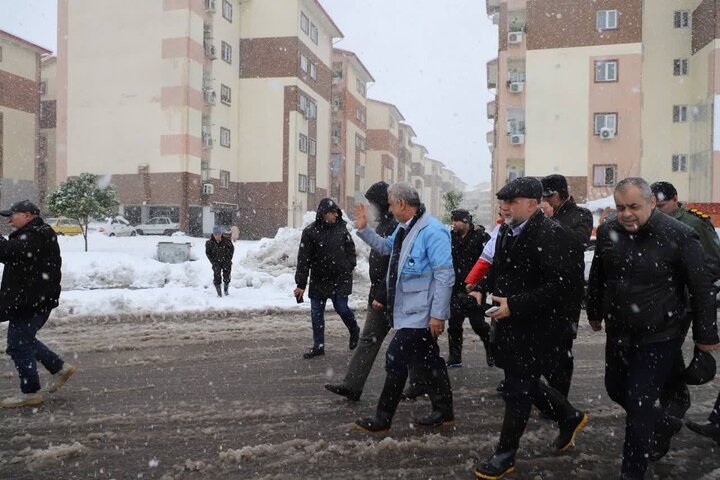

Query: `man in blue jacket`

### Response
(352, 183, 455, 432)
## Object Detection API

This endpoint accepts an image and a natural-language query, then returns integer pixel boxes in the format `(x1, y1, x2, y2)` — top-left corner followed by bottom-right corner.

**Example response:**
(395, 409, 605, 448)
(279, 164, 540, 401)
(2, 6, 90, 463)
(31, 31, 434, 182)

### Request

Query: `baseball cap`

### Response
(0, 199, 41, 217)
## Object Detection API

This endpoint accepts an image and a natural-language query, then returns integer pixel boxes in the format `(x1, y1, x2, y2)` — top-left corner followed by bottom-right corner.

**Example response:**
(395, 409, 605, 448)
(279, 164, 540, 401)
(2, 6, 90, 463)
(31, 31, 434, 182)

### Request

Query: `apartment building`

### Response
(366, 98, 403, 186)
(40, 55, 57, 199)
(410, 141, 429, 202)
(397, 123, 415, 184)
(486, 0, 720, 202)
(329, 48, 373, 211)
(0, 30, 50, 210)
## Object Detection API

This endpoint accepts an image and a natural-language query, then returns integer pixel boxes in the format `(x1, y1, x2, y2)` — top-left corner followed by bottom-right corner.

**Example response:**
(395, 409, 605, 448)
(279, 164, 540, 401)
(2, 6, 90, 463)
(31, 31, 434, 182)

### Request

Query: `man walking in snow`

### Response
(294, 198, 360, 359)
(206, 226, 234, 297)
(0, 200, 76, 408)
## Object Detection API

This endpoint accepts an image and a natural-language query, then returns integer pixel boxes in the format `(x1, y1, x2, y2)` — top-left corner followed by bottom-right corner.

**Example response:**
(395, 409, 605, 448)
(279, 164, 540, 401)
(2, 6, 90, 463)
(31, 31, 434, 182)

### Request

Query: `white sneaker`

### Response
(47, 364, 77, 394)
(0, 392, 44, 408)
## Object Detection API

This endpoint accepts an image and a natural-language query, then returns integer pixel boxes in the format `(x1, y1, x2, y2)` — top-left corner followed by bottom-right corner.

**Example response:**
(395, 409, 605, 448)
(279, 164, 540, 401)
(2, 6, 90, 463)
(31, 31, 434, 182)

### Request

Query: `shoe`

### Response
(302, 348, 324, 359)
(686, 420, 720, 445)
(414, 410, 455, 427)
(324, 383, 361, 402)
(223, 284, 229, 296)
(349, 327, 360, 350)
(47, 363, 77, 394)
(0, 392, 44, 408)
(354, 415, 391, 433)
(555, 413, 589, 451)
(214, 284, 222, 297)
(484, 345, 495, 368)
(649, 416, 683, 461)
(496, 380, 505, 393)
(473, 450, 516, 479)
(445, 355, 462, 368)
(401, 383, 429, 401)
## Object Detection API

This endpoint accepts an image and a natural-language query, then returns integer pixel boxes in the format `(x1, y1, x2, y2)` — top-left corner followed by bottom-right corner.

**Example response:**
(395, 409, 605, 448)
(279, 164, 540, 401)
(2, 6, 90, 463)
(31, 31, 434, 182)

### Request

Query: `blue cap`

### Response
(213, 226, 224, 234)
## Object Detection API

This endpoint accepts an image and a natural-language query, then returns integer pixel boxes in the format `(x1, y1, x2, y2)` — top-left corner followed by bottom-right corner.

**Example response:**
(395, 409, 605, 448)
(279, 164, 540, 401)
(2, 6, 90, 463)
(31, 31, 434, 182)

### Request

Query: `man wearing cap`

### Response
(206, 226, 234, 297)
(0, 200, 76, 408)
(474, 178, 588, 479)
(587, 178, 719, 479)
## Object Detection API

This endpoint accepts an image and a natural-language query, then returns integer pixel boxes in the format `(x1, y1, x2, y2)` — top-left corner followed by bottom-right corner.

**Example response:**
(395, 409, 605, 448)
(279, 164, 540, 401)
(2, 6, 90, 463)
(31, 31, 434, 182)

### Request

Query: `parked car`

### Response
(45, 217, 83, 236)
(89, 216, 137, 236)
(135, 217, 180, 236)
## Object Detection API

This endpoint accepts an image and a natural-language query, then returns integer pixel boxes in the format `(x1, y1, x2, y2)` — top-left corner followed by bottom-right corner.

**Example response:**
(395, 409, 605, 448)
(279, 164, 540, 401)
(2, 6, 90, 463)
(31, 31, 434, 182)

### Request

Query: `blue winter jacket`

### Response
(358, 211, 454, 329)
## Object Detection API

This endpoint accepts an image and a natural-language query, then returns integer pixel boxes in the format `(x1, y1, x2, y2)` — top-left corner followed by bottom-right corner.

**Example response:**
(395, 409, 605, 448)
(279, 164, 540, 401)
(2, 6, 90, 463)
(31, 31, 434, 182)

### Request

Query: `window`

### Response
(299, 94, 308, 114)
(593, 165, 617, 186)
(672, 154, 688, 172)
(307, 100, 317, 119)
(298, 174, 308, 192)
(220, 84, 231, 105)
(308, 177, 316, 194)
(300, 54, 308, 73)
(331, 123, 341, 143)
(673, 105, 688, 123)
(356, 78, 366, 97)
(595, 60, 618, 82)
(220, 127, 231, 147)
(597, 10, 618, 30)
(299, 133, 308, 152)
(310, 23, 318, 44)
(221, 41, 231, 63)
(308, 138, 316, 156)
(594, 113, 617, 134)
(222, 0, 232, 22)
(39, 81, 47, 94)
(309, 62, 317, 81)
(300, 12, 309, 34)
(0, 46, 3, 62)
(330, 154, 341, 172)
(673, 59, 688, 76)
(383, 167, 394, 182)
(355, 134, 366, 151)
(674, 10, 690, 28)
(220, 170, 230, 188)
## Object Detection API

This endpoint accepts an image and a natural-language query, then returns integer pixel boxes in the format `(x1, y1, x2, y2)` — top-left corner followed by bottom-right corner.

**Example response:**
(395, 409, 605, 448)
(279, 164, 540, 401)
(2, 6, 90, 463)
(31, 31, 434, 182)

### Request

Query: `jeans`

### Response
(6, 311, 64, 394)
(309, 295, 358, 350)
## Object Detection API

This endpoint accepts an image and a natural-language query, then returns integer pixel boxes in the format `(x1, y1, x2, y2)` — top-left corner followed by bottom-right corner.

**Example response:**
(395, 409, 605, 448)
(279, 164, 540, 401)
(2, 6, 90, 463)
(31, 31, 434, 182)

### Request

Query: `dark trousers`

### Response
(539, 335, 574, 398)
(709, 390, 720, 426)
(605, 340, 677, 479)
(447, 295, 490, 360)
(6, 311, 64, 394)
(309, 295, 358, 351)
(344, 303, 390, 392)
(212, 262, 231, 286)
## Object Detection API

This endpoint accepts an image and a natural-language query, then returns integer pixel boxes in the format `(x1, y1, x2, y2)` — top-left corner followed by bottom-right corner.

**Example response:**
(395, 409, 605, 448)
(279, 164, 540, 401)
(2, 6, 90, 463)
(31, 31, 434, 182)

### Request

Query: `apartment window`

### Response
(299, 133, 308, 153)
(355, 134, 366, 152)
(220, 127, 231, 147)
(673, 105, 688, 123)
(298, 174, 308, 192)
(356, 78, 366, 97)
(673, 59, 688, 76)
(597, 10, 618, 31)
(39, 81, 47, 95)
(310, 23, 318, 44)
(307, 100, 317, 119)
(383, 167, 394, 182)
(308, 176, 316, 194)
(220, 170, 230, 188)
(331, 154, 341, 172)
(672, 154, 688, 172)
(0, 46, 3, 62)
(593, 165, 617, 186)
(222, 0, 232, 22)
(300, 12, 309, 34)
(220, 84, 231, 105)
(300, 54, 309, 73)
(595, 60, 618, 82)
(299, 94, 308, 115)
(594, 113, 617, 135)
(221, 41, 232, 63)
(674, 10, 690, 28)
(331, 123, 341, 143)
(308, 138, 317, 156)
(309, 62, 317, 81)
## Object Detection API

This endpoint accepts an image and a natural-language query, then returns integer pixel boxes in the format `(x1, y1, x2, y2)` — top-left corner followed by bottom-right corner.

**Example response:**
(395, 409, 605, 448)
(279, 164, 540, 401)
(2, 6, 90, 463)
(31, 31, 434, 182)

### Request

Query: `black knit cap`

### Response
(541, 174, 569, 197)
(650, 181, 678, 202)
(0, 199, 40, 217)
(451, 209, 472, 223)
(496, 177, 542, 201)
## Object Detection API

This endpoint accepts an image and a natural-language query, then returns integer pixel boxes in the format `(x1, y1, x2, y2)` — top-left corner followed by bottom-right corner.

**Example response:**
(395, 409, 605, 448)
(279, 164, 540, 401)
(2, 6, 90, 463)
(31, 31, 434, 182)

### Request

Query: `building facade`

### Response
(365, 98, 403, 188)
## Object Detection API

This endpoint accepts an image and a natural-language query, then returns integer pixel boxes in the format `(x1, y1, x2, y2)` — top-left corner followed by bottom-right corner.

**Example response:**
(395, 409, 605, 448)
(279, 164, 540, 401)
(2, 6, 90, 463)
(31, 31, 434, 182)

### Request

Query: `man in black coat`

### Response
(587, 177, 719, 480)
(294, 198, 360, 359)
(205, 226, 234, 297)
(325, 182, 398, 400)
(474, 178, 588, 480)
(0, 200, 76, 408)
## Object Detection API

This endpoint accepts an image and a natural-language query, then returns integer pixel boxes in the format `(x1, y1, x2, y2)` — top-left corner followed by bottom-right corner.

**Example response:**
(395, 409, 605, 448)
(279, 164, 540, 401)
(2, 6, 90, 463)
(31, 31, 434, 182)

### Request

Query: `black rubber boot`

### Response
(473, 450, 516, 479)
(555, 411, 589, 451)
(354, 373, 405, 433)
(415, 367, 454, 427)
(649, 414, 682, 461)
(325, 383, 361, 402)
(223, 283, 229, 296)
(214, 284, 222, 297)
(446, 334, 463, 368)
(402, 366, 431, 400)
(686, 420, 720, 445)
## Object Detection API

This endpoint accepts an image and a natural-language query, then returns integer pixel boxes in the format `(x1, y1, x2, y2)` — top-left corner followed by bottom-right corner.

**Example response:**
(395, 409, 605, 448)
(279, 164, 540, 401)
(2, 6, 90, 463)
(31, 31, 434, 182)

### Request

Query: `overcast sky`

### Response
(0, 0, 497, 188)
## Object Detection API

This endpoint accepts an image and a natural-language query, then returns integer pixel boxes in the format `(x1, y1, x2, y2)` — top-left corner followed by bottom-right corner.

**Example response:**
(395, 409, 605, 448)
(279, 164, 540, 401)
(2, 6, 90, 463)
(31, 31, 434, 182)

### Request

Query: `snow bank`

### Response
(582, 195, 615, 212)
(8, 442, 89, 471)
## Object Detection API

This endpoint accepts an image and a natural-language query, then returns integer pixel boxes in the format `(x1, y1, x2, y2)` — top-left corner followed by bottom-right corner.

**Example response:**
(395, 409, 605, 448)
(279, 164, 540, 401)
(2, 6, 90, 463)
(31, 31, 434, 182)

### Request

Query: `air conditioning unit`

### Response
(204, 89, 216, 105)
(600, 127, 616, 139)
(205, 0, 216, 12)
(509, 82, 524, 93)
(202, 135, 214, 148)
(206, 44, 216, 59)
(511, 134, 525, 145)
(332, 104, 340, 113)
(508, 32, 523, 44)
(202, 183, 215, 195)
(331, 136, 340, 145)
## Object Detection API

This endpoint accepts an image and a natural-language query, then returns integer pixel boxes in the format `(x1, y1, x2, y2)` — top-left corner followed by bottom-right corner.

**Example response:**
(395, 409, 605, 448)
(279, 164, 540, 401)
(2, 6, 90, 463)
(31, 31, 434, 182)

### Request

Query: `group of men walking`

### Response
(295, 175, 720, 479)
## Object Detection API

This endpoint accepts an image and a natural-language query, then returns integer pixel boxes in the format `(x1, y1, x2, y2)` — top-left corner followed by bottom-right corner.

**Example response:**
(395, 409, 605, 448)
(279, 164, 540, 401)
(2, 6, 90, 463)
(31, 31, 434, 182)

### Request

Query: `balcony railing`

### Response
(487, 58, 498, 90)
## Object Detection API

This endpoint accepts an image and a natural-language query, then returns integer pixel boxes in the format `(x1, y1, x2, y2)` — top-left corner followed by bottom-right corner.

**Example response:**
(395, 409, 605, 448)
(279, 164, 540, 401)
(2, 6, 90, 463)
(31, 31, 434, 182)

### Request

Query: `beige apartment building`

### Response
(329, 48, 373, 211)
(0, 30, 50, 210)
(487, 0, 720, 203)
(366, 98, 403, 187)
(40, 55, 57, 199)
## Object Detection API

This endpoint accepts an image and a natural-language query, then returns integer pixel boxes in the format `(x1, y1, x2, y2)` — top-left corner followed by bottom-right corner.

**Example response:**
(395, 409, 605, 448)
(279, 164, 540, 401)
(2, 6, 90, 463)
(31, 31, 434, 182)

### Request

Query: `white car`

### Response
(91, 216, 137, 237)
(135, 217, 180, 236)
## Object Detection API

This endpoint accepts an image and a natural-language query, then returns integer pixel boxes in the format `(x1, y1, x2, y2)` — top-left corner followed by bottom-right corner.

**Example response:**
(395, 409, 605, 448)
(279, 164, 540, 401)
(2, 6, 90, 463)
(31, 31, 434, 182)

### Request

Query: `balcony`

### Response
(486, 0, 500, 16)
(205, 0, 216, 13)
(205, 42, 216, 60)
(486, 131, 495, 147)
(487, 100, 496, 119)
(202, 132, 214, 149)
(203, 88, 216, 106)
(486, 58, 498, 90)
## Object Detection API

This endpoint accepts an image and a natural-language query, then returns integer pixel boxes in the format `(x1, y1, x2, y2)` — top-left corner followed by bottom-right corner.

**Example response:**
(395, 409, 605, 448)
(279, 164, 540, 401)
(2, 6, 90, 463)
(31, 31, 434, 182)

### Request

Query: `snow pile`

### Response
(583, 195, 615, 212)
(9, 442, 89, 471)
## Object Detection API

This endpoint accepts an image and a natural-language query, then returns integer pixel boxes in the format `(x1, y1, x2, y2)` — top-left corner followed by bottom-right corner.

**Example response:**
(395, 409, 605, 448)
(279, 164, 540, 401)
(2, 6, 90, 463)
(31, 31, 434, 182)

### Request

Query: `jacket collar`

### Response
(555, 197, 577, 216)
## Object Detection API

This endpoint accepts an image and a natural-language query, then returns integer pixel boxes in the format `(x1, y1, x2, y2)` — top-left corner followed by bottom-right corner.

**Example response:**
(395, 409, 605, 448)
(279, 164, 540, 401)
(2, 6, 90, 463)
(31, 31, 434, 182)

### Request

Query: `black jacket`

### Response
(587, 210, 719, 346)
(365, 182, 397, 305)
(551, 197, 593, 250)
(205, 235, 234, 265)
(481, 210, 583, 372)
(0, 217, 62, 316)
(295, 198, 357, 299)
(451, 225, 486, 295)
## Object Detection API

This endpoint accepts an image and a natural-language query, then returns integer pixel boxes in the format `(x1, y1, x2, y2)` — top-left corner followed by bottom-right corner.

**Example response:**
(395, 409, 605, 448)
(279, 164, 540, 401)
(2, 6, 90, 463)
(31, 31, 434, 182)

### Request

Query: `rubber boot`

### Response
(224, 283, 229, 296)
(354, 373, 405, 433)
(415, 367, 454, 427)
(402, 366, 431, 400)
(446, 333, 463, 368)
(214, 284, 222, 298)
